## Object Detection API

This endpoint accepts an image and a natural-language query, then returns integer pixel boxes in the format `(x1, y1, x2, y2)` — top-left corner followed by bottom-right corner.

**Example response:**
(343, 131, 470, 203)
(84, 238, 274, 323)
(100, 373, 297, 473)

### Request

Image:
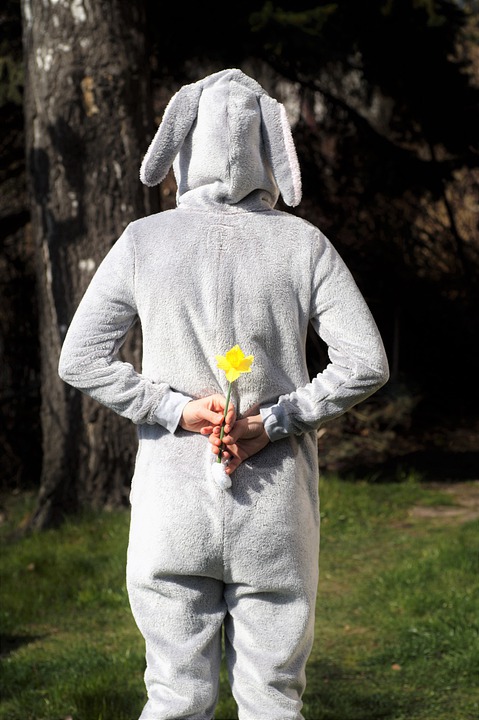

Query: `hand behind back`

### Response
(180, 394, 235, 434)
(208, 413, 270, 474)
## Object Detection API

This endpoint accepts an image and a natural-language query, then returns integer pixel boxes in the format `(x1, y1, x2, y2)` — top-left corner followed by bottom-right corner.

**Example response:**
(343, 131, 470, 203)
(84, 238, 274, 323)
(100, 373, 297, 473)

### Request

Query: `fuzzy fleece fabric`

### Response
(59, 68, 389, 720)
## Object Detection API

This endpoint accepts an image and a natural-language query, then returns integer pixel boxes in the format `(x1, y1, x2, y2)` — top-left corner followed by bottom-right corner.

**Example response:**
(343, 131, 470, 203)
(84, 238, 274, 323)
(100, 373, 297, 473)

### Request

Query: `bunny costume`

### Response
(59, 69, 389, 719)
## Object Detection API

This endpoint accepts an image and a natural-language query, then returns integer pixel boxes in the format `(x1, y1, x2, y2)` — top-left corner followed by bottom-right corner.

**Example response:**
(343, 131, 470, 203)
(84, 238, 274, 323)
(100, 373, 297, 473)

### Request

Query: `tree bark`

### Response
(21, 0, 158, 528)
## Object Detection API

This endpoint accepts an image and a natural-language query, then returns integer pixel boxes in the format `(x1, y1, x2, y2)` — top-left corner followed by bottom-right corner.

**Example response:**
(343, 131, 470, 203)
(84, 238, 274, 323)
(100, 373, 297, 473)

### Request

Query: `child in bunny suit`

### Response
(59, 68, 389, 720)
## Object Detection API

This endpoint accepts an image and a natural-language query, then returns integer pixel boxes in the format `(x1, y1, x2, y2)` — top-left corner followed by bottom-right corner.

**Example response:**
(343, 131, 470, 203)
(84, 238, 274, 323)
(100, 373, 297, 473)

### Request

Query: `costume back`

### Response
(59, 68, 389, 720)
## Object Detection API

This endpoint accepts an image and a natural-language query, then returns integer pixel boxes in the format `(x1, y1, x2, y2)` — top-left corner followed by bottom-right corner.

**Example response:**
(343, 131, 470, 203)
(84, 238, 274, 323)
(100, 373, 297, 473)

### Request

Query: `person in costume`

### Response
(59, 68, 389, 720)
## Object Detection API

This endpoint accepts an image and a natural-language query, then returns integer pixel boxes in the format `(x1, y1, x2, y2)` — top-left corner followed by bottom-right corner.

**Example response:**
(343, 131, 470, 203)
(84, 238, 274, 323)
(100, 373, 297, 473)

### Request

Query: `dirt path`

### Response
(409, 481, 479, 524)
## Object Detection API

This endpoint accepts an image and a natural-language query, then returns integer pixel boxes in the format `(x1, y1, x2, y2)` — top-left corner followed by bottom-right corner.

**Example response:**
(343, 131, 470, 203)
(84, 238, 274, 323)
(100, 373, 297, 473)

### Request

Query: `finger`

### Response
(210, 394, 228, 409)
(210, 444, 220, 456)
(219, 426, 242, 444)
(225, 457, 241, 474)
(211, 446, 231, 459)
(225, 405, 236, 423)
(208, 435, 223, 447)
(210, 395, 236, 419)
(203, 410, 227, 425)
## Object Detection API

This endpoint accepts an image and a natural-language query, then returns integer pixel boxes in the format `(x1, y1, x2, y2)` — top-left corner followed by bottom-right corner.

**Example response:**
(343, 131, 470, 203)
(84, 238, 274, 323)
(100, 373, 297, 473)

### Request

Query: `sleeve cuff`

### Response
(259, 404, 292, 442)
(152, 390, 192, 433)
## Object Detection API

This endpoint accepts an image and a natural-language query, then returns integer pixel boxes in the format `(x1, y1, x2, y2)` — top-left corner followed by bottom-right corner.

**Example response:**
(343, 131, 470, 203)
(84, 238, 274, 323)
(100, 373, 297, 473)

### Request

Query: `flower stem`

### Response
(217, 381, 232, 463)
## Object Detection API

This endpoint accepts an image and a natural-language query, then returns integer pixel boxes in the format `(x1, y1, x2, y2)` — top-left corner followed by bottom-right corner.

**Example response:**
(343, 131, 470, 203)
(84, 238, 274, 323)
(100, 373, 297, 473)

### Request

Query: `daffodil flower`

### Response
(216, 345, 254, 383)
(211, 344, 254, 489)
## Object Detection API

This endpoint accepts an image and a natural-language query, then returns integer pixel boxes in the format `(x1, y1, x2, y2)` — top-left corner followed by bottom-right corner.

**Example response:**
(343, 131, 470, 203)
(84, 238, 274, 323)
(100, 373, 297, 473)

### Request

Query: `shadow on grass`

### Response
(0, 633, 44, 658)
(71, 659, 418, 720)
(73, 687, 145, 720)
(303, 658, 421, 720)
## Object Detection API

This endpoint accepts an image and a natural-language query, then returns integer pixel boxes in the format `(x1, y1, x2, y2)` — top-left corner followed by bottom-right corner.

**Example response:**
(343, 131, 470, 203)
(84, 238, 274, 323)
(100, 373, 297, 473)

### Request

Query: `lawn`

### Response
(1, 474, 478, 720)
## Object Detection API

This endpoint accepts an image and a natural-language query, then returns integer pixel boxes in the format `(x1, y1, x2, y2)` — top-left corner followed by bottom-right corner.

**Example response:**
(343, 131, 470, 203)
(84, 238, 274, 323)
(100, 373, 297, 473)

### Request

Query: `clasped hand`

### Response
(179, 395, 270, 475)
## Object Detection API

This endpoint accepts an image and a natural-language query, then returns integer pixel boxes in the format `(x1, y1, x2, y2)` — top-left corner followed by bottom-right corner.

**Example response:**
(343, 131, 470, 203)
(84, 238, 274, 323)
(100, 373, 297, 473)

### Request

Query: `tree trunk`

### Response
(21, 0, 158, 529)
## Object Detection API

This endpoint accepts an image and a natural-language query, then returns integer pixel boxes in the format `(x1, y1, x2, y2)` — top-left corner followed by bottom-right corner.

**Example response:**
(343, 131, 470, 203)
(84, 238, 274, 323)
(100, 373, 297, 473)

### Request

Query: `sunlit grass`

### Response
(303, 476, 479, 720)
(1, 476, 477, 720)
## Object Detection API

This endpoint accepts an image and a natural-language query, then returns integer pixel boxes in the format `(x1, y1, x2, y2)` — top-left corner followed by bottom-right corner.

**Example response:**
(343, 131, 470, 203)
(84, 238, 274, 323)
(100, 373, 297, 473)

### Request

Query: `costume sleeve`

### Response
(260, 231, 389, 440)
(58, 225, 191, 432)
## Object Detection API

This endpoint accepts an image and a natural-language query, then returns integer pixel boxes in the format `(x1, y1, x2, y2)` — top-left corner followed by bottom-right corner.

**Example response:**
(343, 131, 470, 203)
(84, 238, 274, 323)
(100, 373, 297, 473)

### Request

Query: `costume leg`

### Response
(223, 581, 317, 720)
(127, 570, 226, 720)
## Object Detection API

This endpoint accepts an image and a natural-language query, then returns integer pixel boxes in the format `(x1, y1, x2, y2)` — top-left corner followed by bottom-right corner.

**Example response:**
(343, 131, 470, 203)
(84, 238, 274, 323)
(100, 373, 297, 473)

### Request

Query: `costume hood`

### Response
(140, 68, 302, 209)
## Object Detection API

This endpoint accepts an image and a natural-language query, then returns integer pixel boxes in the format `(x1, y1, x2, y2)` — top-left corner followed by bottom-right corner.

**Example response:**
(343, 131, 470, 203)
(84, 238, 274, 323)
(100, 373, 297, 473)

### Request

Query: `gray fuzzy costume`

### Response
(59, 68, 389, 719)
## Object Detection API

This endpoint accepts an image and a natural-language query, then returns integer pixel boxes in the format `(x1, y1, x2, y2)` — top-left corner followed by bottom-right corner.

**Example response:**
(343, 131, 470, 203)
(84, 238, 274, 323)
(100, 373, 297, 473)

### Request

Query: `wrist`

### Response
(247, 414, 268, 440)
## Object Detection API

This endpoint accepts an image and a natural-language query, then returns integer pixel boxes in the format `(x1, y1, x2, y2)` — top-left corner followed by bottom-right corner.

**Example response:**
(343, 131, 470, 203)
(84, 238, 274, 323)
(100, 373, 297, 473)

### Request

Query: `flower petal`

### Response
(225, 368, 241, 383)
(237, 355, 254, 373)
(216, 355, 231, 372)
(225, 345, 244, 368)
(217, 345, 254, 382)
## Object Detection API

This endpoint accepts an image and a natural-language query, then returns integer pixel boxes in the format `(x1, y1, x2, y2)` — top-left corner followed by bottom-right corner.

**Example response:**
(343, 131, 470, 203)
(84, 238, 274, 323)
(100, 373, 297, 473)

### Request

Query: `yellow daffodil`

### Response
(215, 344, 254, 466)
(216, 345, 254, 383)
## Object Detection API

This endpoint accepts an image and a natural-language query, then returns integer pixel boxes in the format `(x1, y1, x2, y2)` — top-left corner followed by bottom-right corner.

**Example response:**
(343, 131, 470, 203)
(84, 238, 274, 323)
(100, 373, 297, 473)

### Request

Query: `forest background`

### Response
(0, 0, 478, 530)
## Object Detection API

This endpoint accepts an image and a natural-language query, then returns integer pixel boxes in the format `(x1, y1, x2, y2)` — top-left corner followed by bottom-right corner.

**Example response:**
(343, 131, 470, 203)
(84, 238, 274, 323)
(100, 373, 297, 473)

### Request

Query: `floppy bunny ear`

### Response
(140, 82, 203, 187)
(259, 94, 302, 207)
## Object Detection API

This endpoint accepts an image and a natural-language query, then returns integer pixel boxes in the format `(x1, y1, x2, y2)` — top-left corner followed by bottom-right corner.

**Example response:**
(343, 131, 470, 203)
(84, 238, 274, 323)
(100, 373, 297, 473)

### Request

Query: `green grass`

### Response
(1, 476, 478, 720)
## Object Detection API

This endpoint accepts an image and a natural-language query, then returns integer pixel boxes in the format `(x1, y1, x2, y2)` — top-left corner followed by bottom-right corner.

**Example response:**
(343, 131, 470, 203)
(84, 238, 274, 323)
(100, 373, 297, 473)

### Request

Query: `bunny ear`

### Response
(140, 82, 203, 187)
(259, 94, 302, 207)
